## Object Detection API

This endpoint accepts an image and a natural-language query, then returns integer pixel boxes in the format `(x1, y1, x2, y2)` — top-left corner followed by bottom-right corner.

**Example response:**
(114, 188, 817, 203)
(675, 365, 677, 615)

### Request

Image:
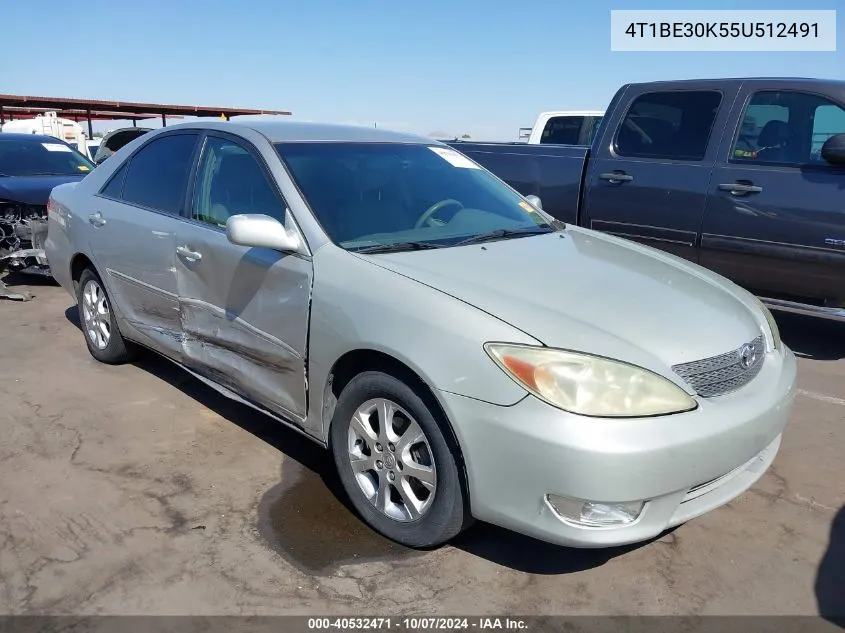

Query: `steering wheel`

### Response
(415, 199, 464, 229)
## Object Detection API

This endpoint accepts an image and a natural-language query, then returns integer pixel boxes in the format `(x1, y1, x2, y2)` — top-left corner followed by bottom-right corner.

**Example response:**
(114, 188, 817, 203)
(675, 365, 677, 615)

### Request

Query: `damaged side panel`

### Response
(180, 299, 305, 419)
(175, 227, 312, 428)
(1, 204, 50, 301)
(0, 205, 50, 275)
(88, 194, 185, 359)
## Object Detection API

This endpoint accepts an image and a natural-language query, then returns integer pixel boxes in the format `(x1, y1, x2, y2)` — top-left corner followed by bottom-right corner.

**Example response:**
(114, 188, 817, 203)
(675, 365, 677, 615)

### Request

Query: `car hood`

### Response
(356, 227, 765, 375)
(0, 175, 85, 205)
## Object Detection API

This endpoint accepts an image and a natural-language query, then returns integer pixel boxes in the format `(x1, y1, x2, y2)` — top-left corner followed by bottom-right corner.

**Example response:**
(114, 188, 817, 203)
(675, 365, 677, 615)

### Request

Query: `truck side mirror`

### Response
(820, 133, 845, 166)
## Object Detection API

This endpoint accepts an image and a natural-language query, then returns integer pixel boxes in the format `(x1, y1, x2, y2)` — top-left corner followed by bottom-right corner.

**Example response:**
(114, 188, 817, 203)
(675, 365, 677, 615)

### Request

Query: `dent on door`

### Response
(176, 238, 312, 423)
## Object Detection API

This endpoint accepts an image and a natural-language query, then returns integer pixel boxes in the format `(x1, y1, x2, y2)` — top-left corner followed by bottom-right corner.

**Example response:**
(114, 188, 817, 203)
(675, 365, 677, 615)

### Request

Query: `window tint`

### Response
(100, 163, 127, 198)
(539, 115, 603, 145)
(541, 116, 583, 145)
(192, 136, 283, 228)
(276, 142, 553, 249)
(615, 91, 722, 161)
(585, 116, 604, 144)
(812, 103, 845, 160)
(0, 137, 94, 177)
(121, 133, 198, 214)
(732, 91, 845, 166)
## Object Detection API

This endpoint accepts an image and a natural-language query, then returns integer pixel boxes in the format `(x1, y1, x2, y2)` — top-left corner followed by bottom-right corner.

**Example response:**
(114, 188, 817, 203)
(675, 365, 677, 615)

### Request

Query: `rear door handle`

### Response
(718, 182, 763, 195)
(88, 212, 106, 227)
(598, 172, 634, 184)
(176, 245, 202, 263)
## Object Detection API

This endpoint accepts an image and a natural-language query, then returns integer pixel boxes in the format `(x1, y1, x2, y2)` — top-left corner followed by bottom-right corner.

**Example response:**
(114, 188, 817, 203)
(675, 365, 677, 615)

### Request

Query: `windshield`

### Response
(275, 142, 555, 251)
(0, 138, 95, 177)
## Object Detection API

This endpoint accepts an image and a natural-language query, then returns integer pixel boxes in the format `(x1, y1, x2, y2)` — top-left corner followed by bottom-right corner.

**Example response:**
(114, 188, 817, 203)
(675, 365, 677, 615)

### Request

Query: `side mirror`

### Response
(525, 195, 543, 210)
(226, 213, 301, 252)
(821, 133, 845, 166)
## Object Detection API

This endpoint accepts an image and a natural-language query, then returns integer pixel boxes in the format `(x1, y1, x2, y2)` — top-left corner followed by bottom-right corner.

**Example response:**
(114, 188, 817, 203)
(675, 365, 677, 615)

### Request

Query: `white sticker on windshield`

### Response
(42, 143, 72, 152)
(428, 146, 480, 169)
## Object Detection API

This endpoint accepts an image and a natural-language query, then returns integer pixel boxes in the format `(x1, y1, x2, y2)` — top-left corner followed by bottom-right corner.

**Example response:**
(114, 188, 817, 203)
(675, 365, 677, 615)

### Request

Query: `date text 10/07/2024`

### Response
(307, 617, 530, 631)
(624, 22, 819, 39)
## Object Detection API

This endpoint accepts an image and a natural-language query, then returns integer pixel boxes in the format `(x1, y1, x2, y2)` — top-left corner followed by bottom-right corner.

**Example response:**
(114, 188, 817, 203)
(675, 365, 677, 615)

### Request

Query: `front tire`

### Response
(330, 371, 469, 548)
(77, 267, 136, 364)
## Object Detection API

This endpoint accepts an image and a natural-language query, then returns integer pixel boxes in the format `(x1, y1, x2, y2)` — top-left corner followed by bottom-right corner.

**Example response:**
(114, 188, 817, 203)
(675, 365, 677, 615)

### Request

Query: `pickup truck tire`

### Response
(330, 370, 468, 549)
(76, 267, 137, 365)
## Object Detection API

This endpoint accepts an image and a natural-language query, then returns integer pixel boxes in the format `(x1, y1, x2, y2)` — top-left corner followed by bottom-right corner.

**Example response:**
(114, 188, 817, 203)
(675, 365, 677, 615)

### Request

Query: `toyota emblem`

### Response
(739, 344, 756, 369)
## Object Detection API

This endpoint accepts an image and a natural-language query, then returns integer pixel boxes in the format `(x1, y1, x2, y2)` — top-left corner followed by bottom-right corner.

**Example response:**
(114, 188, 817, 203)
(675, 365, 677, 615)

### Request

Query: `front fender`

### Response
(306, 246, 539, 438)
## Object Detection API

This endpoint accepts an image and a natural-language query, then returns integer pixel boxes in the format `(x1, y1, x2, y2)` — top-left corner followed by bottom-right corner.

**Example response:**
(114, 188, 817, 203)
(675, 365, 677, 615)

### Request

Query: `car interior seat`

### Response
(754, 120, 792, 162)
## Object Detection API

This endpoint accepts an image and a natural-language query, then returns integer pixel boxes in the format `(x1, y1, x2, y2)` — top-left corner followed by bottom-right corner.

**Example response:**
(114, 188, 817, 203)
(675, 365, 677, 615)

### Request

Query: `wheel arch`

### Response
(69, 252, 96, 293)
(322, 348, 471, 504)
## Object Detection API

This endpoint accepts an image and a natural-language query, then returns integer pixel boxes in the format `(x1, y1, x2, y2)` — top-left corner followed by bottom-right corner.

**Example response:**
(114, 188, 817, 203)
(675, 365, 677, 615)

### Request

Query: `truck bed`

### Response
(444, 141, 589, 224)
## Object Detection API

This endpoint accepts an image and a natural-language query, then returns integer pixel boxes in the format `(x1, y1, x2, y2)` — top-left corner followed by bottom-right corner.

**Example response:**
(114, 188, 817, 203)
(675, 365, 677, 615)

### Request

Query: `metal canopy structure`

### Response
(0, 93, 292, 137)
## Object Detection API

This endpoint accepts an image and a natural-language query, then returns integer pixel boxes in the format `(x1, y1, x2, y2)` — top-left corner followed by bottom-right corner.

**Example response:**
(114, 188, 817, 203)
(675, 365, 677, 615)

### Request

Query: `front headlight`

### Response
(484, 343, 697, 418)
(753, 297, 782, 352)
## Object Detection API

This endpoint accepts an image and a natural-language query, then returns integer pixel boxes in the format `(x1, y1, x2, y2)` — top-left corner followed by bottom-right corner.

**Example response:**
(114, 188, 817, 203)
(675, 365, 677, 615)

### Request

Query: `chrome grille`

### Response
(672, 335, 765, 398)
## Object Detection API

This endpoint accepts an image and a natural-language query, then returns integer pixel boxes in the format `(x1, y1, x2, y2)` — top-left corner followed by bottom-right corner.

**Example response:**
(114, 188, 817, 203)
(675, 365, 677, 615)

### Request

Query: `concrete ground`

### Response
(0, 275, 842, 618)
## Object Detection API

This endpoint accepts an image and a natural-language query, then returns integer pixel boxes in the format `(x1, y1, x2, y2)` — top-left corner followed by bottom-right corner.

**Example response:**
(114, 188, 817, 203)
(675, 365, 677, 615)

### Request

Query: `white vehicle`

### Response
(85, 138, 101, 160)
(519, 110, 605, 145)
(1, 112, 89, 155)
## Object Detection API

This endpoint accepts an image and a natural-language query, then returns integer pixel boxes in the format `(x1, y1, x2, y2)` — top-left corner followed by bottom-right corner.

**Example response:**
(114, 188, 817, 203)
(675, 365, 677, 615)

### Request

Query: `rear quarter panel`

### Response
(45, 181, 84, 297)
(45, 136, 145, 299)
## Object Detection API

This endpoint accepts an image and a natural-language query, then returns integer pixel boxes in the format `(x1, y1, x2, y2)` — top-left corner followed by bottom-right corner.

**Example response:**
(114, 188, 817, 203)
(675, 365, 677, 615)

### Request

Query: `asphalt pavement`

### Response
(0, 275, 842, 619)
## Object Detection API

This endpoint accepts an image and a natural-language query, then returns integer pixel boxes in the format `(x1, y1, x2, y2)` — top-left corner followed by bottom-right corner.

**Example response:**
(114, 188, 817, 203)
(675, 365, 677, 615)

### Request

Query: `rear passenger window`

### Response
(121, 133, 199, 215)
(615, 91, 722, 161)
(100, 163, 127, 198)
(541, 117, 583, 145)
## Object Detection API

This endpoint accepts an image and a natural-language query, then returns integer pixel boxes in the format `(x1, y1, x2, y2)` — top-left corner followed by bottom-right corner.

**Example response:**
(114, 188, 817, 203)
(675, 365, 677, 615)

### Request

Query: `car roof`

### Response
(630, 77, 845, 90)
(154, 119, 442, 145)
(0, 133, 72, 144)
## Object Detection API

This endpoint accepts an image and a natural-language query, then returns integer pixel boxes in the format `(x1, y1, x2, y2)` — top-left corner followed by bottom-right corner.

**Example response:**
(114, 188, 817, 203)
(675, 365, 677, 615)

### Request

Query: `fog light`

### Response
(546, 494, 645, 527)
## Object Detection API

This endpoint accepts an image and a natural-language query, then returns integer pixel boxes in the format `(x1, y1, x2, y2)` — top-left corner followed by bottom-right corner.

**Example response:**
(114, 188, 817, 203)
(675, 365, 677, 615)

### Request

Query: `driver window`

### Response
(731, 91, 845, 166)
(192, 136, 284, 228)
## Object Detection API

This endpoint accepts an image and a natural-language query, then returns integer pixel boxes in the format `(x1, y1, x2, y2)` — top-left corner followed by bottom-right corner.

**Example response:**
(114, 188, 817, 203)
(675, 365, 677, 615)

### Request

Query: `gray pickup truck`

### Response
(446, 78, 845, 322)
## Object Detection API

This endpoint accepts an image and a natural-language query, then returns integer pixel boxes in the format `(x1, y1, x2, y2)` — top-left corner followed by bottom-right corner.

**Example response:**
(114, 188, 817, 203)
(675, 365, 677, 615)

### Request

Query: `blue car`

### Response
(0, 133, 95, 280)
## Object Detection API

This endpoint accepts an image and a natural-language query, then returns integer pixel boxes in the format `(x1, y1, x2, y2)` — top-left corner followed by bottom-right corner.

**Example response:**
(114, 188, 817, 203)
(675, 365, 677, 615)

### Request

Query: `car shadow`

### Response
(815, 506, 845, 628)
(63, 304, 651, 575)
(772, 311, 845, 361)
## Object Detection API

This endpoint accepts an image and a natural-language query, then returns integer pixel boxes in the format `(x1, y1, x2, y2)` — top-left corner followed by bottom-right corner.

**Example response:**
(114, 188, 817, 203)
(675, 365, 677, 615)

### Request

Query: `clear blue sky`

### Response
(3, 0, 843, 140)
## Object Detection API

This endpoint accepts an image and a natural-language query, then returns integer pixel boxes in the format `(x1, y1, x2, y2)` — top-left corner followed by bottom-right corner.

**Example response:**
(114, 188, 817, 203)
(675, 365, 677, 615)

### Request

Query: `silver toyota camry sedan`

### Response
(44, 121, 797, 549)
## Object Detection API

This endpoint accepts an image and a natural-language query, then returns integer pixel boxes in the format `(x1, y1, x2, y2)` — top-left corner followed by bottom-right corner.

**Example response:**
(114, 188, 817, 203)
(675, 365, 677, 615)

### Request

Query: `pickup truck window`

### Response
(614, 90, 722, 162)
(540, 116, 603, 145)
(541, 117, 582, 145)
(731, 90, 845, 166)
(812, 104, 845, 159)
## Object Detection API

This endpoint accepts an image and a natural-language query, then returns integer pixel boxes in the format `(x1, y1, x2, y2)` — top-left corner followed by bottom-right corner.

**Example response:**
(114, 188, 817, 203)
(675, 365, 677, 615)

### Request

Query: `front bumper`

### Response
(0, 218, 51, 276)
(439, 345, 797, 548)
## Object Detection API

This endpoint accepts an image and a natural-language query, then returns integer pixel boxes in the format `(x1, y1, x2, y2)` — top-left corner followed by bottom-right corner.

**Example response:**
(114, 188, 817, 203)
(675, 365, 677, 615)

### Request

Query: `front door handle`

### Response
(88, 212, 106, 227)
(598, 172, 634, 184)
(718, 182, 763, 196)
(176, 245, 202, 263)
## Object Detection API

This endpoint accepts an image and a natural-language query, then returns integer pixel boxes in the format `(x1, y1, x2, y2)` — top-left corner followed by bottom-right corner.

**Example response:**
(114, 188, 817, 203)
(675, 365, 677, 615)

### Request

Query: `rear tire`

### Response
(330, 370, 469, 549)
(77, 267, 137, 364)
